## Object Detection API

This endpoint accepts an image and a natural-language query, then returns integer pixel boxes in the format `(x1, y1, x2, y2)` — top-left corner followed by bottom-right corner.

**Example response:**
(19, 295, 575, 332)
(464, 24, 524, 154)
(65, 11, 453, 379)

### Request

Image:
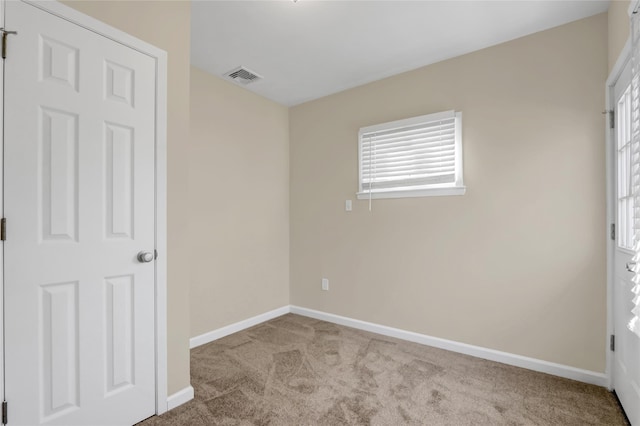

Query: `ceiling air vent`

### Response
(223, 66, 263, 85)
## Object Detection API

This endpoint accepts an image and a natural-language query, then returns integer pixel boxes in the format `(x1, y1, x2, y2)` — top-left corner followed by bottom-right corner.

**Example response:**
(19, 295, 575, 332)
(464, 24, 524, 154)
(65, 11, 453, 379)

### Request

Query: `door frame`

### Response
(605, 4, 635, 391)
(0, 0, 169, 415)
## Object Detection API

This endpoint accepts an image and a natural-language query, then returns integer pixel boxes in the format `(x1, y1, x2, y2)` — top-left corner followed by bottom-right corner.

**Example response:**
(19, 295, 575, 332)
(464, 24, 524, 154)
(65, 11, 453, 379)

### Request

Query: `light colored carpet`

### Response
(139, 314, 628, 425)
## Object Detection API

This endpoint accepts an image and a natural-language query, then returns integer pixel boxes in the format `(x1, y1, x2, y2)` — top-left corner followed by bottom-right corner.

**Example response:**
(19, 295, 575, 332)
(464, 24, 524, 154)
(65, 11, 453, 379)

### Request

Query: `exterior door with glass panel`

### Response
(613, 57, 640, 426)
(3, 1, 157, 424)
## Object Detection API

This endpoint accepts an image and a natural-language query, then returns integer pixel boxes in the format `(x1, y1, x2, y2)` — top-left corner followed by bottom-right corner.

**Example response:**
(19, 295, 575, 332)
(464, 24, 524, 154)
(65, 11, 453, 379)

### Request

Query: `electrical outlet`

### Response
(322, 278, 329, 291)
(345, 200, 352, 211)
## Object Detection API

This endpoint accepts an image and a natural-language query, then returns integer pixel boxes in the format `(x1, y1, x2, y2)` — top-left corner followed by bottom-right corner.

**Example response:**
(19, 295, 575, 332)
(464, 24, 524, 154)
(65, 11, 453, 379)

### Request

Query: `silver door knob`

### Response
(137, 251, 154, 263)
(627, 262, 637, 272)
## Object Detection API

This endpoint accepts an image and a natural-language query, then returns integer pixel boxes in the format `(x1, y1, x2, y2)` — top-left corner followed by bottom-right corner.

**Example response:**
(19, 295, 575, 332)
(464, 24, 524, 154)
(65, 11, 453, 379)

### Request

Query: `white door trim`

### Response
(606, 38, 632, 391)
(0, 0, 169, 415)
(0, 0, 5, 410)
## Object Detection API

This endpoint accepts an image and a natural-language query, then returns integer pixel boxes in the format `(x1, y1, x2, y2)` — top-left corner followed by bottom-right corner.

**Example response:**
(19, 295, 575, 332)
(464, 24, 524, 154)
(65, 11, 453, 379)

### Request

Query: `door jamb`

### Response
(606, 39, 632, 391)
(0, 0, 169, 414)
(0, 0, 5, 409)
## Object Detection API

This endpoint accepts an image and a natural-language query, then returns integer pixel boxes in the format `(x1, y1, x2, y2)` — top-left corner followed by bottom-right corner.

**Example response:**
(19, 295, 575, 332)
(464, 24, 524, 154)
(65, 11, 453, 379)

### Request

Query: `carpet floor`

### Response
(139, 314, 629, 425)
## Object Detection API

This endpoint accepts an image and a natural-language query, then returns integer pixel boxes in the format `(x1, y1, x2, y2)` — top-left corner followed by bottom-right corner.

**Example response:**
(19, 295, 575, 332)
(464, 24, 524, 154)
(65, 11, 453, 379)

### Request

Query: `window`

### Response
(357, 110, 465, 200)
(617, 85, 634, 251)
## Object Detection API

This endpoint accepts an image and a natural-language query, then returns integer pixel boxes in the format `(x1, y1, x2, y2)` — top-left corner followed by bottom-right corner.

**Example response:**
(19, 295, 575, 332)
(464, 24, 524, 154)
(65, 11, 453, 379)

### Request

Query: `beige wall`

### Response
(290, 14, 608, 372)
(58, 1, 609, 395)
(62, 1, 192, 395)
(189, 67, 290, 337)
(609, 0, 631, 73)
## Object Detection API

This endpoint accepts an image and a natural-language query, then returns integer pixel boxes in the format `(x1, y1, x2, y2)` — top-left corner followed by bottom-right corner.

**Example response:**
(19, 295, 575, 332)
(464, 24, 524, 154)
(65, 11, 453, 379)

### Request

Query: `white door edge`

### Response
(0, 0, 169, 415)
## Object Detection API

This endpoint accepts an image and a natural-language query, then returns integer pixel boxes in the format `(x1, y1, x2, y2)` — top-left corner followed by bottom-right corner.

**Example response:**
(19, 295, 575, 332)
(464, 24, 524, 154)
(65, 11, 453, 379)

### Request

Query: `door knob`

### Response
(137, 251, 154, 263)
(626, 262, 637, 272)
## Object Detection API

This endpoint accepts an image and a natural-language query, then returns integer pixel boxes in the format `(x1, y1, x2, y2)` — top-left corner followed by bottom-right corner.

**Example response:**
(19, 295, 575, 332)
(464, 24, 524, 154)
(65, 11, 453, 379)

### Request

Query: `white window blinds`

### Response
(358, 110, 464, 199)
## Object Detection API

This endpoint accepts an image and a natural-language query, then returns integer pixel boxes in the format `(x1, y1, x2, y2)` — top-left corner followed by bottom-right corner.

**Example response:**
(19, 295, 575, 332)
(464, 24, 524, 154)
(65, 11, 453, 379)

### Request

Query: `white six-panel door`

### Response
(3, 1, 157, 424)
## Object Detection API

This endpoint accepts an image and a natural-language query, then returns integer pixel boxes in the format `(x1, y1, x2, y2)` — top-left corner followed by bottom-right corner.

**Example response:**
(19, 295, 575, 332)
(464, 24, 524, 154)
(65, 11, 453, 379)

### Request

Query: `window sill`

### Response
(357, 186, 466, 200)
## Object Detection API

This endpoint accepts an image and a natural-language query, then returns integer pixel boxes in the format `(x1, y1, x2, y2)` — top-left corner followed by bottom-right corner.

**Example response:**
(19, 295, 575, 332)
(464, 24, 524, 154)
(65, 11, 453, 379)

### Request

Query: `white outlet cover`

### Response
(345, 200, 352, 211)
(322, 278, 329, 291)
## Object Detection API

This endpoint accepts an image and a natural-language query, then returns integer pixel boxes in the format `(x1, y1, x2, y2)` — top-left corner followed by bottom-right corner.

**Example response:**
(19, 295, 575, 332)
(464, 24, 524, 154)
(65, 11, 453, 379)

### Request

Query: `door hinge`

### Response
(1, 218, 6, 241)
(610, 110, 615, 129)
(604, 109, 615, 129)
(3, 400, 8, 425)
(610, 334, 615, 352)
(611, 223, 615, 241)
(0, 28, 17, 60)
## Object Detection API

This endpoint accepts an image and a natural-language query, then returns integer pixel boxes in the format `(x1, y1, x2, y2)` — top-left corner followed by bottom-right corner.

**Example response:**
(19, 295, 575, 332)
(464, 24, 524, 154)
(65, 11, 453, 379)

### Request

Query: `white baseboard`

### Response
(289, 305, 608, 387)
(167, 385, 194, 411)
(187, 304, 607, 387)
(189, 306, 290, 349)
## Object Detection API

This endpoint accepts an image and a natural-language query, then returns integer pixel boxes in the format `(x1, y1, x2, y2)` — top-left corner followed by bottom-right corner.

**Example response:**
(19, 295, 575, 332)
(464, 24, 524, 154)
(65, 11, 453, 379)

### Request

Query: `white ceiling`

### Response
(191, 1, 610, 107)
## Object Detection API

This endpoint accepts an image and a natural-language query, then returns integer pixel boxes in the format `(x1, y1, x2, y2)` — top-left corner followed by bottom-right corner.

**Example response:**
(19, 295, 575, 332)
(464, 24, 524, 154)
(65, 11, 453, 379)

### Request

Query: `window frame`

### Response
(616, 84, 635, 252)
(357, 110, 465, 200)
